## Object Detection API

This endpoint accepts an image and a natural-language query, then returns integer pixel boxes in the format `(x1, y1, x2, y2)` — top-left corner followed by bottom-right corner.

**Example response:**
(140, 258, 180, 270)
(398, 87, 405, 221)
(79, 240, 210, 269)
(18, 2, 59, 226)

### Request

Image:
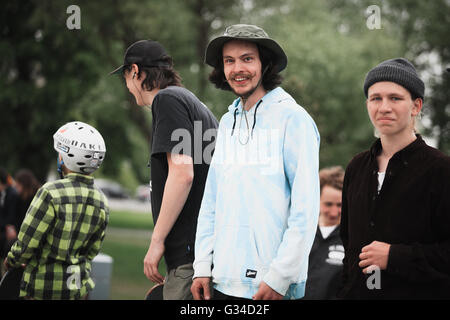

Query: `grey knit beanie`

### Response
(364, 58, 425, 101)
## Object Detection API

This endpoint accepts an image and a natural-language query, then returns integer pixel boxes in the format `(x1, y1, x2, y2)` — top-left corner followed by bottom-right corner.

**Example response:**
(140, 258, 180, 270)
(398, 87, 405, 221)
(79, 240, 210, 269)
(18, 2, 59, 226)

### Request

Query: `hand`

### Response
(5, 225, 17, 241)
(3, 258, 10, 272)
(252, 281, 283, 300)
(359, 241, 391, 273)
(3, 258, 25, 271)
(143, 238, 165, 284)
(191, 277, 211, 300)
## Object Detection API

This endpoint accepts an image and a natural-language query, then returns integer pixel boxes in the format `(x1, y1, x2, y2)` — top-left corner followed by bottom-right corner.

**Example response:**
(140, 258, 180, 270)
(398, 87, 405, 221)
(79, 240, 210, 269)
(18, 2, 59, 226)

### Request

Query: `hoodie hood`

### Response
(227, 87, 295, 114)
(227, 87, 297, 139)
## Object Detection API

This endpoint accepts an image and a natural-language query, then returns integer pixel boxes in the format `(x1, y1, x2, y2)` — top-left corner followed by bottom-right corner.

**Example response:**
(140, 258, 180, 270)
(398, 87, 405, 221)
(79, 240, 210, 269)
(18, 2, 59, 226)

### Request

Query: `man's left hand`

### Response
(143, 239, 165, 284)
(252, 281, 283, 300)
(359, 240, 391, 273)
(3, 258, 10, 272)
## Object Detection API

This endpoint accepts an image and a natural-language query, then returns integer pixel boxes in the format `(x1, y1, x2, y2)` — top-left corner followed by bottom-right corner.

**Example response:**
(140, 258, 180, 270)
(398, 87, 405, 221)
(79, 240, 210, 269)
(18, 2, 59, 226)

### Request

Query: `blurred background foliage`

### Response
(1, 0, 449, 191)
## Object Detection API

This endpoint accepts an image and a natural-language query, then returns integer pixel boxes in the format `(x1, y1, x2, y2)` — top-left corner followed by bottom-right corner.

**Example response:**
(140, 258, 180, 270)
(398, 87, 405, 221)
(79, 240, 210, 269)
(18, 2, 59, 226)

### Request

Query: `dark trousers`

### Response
(213, 289, 250, 300)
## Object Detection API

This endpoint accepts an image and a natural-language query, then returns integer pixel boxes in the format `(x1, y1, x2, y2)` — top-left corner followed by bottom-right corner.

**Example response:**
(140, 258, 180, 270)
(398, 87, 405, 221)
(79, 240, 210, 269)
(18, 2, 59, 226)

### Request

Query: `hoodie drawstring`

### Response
(230, 99, 263, 140)
(231, 108, 239, 136)
(251, 100, 263, 138)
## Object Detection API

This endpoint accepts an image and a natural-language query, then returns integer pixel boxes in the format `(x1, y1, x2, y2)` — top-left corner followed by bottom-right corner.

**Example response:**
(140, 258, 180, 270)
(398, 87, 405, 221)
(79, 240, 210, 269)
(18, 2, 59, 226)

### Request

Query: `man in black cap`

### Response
(339, 58, 450, 299)
(111, 40, 218, 300)
(191, 24, 320, 300)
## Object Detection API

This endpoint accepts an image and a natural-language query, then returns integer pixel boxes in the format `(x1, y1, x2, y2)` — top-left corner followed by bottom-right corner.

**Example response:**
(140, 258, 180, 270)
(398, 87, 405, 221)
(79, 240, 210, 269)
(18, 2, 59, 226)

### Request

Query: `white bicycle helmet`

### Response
(53, 121, 106, 174)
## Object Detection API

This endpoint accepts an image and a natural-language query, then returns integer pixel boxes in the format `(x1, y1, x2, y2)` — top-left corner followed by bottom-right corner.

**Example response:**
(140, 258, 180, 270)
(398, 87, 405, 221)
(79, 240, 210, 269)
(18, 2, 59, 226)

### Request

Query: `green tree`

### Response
(229, 0, 402, 168)
(0, 1, 104, 181)
(385, 0, 450, 153)
(2, 0, 446, 188)
(330, 0, 450, 154)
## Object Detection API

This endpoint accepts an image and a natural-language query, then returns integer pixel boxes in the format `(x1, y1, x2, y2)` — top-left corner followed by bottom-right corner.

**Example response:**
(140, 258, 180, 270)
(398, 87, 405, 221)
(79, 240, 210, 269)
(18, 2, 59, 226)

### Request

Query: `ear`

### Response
(131, 64, 140, 77)
(411, 98, 423, 117)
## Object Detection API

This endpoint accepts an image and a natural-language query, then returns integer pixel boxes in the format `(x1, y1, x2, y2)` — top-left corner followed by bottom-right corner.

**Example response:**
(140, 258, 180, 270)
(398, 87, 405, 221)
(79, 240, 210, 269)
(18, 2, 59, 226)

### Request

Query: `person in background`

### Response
(0, 167, 19, 275)
(303, 166, 344, 300)
(12, 169, 41, 235)
(5, 121, 109, 300)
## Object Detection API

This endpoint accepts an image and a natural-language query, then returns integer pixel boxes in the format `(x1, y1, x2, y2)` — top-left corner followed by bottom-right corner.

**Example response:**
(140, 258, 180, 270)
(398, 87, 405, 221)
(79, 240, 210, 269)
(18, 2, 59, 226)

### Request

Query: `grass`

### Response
(100, 210, 166, 300)
(107, 210, 154, 230)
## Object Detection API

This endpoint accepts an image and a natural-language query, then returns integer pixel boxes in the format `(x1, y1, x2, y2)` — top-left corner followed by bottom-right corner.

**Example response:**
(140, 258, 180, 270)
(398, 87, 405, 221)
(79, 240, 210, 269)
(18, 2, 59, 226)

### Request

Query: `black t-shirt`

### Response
(150, 86, 218, 271)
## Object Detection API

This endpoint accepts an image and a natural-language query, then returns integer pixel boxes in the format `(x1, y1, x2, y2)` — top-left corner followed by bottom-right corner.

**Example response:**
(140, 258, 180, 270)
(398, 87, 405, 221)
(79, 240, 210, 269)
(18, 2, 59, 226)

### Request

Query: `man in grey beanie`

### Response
(339, 57, 450, 299)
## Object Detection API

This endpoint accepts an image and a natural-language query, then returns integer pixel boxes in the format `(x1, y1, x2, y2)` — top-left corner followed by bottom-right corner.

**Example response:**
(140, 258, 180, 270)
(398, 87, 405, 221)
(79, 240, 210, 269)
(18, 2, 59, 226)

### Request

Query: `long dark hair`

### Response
(15, 169, 41, 201)
(208, 43, 283, 91)
(123, 55, 182, 91)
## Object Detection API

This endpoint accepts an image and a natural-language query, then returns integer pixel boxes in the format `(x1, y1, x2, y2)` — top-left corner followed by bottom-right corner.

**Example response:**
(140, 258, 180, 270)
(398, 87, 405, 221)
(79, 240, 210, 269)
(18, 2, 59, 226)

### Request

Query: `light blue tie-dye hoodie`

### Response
(193, 87, 320, 299)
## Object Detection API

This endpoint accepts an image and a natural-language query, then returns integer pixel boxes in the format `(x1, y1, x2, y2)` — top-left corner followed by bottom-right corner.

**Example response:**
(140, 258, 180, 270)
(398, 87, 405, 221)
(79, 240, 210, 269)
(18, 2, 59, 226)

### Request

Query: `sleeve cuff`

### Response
(7, 251, 20, 268)
(263, 268, 290, 296)
(193, 261, 212, 279)
(387, 243, 414, 276)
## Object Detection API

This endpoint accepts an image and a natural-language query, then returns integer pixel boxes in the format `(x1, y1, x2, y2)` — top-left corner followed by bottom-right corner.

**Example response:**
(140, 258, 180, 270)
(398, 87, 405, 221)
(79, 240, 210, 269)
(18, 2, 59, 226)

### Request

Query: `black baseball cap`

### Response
(110, 40, 170, 75)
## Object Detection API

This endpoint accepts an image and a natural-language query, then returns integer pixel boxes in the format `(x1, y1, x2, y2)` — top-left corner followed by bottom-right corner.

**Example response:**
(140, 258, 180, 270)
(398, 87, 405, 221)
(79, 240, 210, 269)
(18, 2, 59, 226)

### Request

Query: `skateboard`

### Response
(145, 283, 164, 300)
(0, 268, 23, 300)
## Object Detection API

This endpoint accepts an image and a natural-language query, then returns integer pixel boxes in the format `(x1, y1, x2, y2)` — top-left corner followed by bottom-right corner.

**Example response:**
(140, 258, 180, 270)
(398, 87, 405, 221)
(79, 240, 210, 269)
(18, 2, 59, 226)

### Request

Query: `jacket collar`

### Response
(369, 134, 427, 163)
(65, 172, 94, 186)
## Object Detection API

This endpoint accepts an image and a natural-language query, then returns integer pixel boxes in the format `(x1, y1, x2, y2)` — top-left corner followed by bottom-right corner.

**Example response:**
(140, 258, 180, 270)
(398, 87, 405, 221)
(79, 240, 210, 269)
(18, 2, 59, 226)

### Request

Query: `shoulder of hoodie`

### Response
(219, 87, 314, 124)
(267, 87, 318, 133)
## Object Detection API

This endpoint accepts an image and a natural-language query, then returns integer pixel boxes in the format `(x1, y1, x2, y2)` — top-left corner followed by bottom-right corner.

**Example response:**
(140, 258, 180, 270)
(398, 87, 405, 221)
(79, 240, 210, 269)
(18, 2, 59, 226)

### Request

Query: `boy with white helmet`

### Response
(4, 121, 108, 300)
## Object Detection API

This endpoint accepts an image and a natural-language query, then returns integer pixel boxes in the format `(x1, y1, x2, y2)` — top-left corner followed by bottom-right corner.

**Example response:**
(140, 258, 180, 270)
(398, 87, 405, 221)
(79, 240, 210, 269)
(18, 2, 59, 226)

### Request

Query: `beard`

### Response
(228, 71, 262, 99)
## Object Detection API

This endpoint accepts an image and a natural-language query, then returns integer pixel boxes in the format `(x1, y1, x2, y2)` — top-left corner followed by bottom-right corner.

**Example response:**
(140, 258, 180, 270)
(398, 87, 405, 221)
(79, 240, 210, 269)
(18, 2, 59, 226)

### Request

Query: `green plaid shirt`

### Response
(7, 173, 109, 300)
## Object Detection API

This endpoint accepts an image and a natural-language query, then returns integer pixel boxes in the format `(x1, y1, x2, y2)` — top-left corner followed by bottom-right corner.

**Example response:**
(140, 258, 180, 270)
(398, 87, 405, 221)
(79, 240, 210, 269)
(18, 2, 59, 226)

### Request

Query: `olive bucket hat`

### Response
(205, 24, 288, 73)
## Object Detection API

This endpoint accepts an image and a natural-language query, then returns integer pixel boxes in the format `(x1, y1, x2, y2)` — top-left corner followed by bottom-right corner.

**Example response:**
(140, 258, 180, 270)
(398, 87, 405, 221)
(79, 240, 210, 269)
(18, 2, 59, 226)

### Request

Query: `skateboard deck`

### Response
(0, 268, 23, 300)
(145, 283, 164, 300)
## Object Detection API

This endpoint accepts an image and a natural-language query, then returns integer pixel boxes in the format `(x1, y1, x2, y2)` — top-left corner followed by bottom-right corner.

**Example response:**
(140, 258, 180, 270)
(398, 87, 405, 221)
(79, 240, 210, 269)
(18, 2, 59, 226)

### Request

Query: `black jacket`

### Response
(303, 226, 344, 300)
(0, 185, 19, 257)
(14, 196, 32, 231)
(339, 135, 450, 299)
(0, 186, 18, 229)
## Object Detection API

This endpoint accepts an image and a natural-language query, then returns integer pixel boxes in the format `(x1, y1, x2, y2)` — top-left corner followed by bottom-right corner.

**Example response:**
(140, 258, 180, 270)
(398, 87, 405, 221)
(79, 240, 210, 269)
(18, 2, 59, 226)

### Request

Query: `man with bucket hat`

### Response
(191, 24, 320, 300)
